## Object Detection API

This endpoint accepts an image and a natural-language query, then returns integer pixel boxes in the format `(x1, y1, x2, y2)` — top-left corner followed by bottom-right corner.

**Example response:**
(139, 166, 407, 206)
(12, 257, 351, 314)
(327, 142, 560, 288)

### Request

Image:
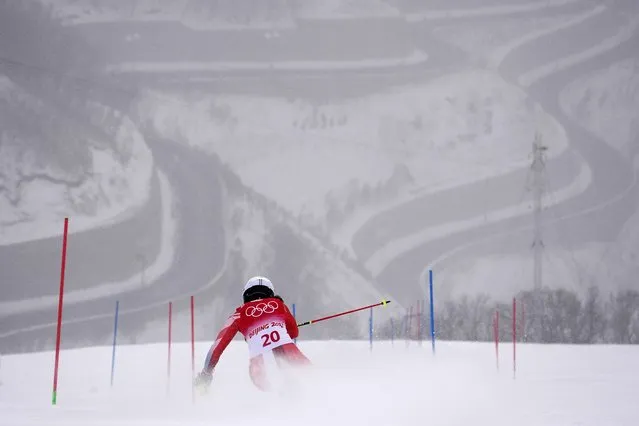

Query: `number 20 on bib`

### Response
(247, 321, 292, 357)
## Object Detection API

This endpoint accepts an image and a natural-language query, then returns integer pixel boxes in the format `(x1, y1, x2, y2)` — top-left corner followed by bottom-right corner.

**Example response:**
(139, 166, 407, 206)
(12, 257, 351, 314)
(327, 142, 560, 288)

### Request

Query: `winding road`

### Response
(0, 139, 226, 353)
(2, 0, 637, 352)
(368, 1, 639, 304)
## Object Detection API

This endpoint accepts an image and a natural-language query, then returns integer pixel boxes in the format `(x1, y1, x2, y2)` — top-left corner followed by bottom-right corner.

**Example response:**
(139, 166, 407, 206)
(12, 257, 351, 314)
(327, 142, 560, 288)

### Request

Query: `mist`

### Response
(1, 0, 639, 355)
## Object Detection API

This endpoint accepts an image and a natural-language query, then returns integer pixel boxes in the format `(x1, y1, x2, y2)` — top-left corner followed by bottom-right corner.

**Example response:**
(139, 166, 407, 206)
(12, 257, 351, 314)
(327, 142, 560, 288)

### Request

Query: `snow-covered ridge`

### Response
(136, 70, 566, 235)
(560, 59, 639, 157)
(487, 4, 606, 69)
(431, 6, 602, 67)
(36, 0, 401, 27)
(406, 0, 582, 21)
(215, 169, 403, 338)
(429, 163, 639, 302)
(0, 74, 154, 245)
(559, 60, 639, 291)
(559, 59, 639, 288)
(36, 0, 584, 28)
(37, 0, 295, 28)
(295, 0, 401, 20)
(368, 157, 591, 278)
(0, 171, 175, 318)
(610, 202, 639, 288)
(107, 50, 428, 74)
(518, 15, 639, 87)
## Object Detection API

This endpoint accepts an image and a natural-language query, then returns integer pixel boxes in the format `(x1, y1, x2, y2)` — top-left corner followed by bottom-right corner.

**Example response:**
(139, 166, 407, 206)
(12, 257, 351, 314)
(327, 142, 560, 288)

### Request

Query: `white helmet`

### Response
(243, 276, 275, 303)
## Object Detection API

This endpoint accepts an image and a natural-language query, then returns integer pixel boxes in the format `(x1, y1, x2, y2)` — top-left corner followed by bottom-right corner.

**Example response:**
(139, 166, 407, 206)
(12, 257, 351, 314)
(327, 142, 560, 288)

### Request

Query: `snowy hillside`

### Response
(136, 70, 566, 236)
(0, 74, 154, 245)
(432, 9, 586, 66)
(2, 341, 638, 425)
(606, 201, 639, 292)
(37, 0, 293, 28)
(294, 0, 401, 19)
(560, 58, 639, 157)
(174, 163, 404, 341)
(434, 58, 639, 303)
(437, 243, 622, 303)
(435, 187, 639, 304)
(36, 0, 399, 27)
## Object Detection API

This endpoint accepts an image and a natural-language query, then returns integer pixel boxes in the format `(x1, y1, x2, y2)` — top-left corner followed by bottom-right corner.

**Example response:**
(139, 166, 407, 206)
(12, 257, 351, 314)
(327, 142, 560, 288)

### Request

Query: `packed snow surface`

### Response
(1, 341, 638, 425)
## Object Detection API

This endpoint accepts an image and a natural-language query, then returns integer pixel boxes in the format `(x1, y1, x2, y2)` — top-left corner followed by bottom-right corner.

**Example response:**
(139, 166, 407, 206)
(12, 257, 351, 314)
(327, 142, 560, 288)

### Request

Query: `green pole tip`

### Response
(52, 390, 57, 405)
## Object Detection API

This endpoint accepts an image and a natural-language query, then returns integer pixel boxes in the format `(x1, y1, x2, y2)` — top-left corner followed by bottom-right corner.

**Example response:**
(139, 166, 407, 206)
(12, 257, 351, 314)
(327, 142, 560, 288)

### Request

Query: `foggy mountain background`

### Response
(1, 0, 638, 352)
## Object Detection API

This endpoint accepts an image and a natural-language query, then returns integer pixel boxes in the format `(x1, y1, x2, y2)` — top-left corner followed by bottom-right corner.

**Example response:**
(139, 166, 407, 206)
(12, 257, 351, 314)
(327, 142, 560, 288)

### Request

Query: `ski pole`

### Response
(297, 300, 391, 327)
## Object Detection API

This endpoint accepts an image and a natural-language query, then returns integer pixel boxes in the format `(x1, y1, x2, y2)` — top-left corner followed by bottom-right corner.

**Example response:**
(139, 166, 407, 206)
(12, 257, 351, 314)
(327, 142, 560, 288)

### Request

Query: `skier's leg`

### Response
(249, 355, 270, 392)
(271, 344, 311, 396)
(273, 343, 312, 367)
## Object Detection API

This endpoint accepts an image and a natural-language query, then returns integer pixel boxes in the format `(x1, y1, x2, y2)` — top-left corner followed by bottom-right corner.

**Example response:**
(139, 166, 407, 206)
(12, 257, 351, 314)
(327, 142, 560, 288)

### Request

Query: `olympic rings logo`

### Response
(245, 301, 278, 317)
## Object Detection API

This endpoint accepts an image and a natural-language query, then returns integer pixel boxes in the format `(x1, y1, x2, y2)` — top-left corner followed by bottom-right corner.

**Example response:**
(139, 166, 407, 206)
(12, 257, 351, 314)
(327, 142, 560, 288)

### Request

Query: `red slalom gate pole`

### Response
(52, 218, 69, 406)
(494, 310, 500, 371)
(512, 297, 517, 379)
(167, 301, 172, 395)
(417, 300, 423, 346)
(190, 296, 195, 403)
(297, 300, 391, 327)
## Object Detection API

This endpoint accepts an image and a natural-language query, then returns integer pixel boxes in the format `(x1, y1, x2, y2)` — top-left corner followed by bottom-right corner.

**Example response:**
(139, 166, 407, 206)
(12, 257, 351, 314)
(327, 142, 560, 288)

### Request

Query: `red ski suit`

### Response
(203, 297, 310, 391)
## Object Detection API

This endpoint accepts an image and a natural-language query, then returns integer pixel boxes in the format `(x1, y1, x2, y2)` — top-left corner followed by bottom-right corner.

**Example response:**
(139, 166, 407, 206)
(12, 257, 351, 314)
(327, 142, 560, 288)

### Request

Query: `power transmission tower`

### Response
(530, 132, 548, 290)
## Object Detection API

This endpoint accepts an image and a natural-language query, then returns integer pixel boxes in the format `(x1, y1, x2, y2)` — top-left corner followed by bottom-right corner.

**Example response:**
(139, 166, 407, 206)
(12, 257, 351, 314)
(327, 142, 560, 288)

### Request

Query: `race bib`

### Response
(246, 319, 293, 358)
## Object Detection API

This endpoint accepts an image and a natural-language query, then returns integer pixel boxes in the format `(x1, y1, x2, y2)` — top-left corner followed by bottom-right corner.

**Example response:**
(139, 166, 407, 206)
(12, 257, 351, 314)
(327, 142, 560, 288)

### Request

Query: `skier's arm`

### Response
(283, 304, 300, 340)
(202, 312, 240, 374)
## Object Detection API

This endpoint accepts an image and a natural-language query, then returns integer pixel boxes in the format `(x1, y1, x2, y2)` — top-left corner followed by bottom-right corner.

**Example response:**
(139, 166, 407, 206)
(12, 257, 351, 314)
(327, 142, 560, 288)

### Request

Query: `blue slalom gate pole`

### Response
(292, 303, 297, 343)
(429, 270, 436, 355)
(369, 307, 373, 352)
(110, 300, 119, 387)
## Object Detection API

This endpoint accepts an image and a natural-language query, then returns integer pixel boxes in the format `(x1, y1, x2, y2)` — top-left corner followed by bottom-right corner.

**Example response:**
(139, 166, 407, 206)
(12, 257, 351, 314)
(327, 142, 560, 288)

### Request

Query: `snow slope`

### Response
(294, 0, 401, 20)
(0, 75, 154, 245)
(208, 179, 403, 337)
(518, 15, 639, 88)
(108, 50, 428, 73)
(406, 0, 582, 21)
(37, 0, 295, 28)
(560, 58, 639, 157)
(436, 242, 620, 302)
(608, 204, 639, 289)
(1, 341, 638, 425)
(0, 171, 177, 318)
(365, 157, 591, 278)
(136, 70, 566, 232)
(35, 0, 402, 27)
(432, 10, 587, 64)
(432, 158, 639, 302)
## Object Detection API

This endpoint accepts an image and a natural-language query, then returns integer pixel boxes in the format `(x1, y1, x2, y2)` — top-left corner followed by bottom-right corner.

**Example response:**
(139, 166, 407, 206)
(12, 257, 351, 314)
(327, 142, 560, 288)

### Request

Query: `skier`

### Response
(194, 276, 311, 393)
